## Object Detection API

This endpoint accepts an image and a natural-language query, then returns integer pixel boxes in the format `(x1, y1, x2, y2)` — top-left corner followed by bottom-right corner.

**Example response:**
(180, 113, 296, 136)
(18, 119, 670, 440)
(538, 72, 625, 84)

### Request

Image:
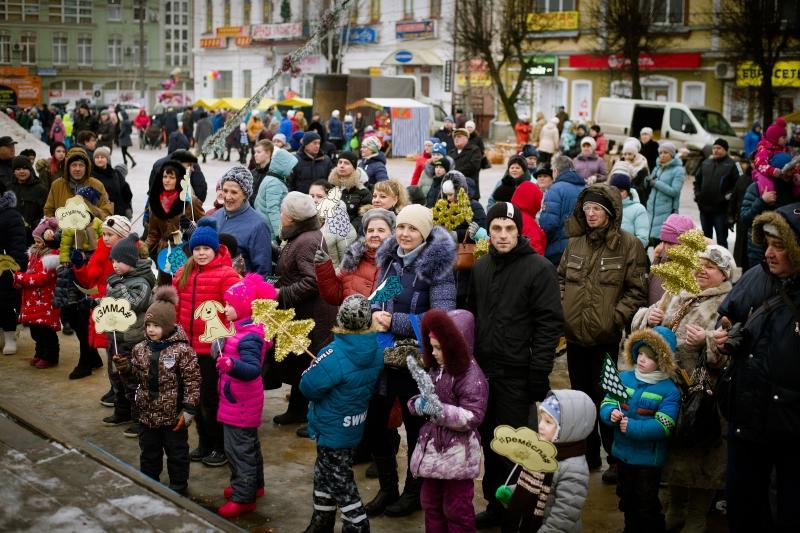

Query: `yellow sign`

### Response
(490, 425, 559, 473)
(368, 67, 382, 76)
(527, 11, 579, 32)
(737, 61, 800, 88)
(456, 73, 492, 87)
(216, 26, 247, 38)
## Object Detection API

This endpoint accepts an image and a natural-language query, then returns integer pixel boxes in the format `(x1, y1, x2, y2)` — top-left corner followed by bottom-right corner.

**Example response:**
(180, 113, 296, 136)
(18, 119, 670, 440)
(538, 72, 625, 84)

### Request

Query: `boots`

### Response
(303, 516, 335, 533)
(384, 475, 422, 517)
(3, 330, 17, 355)
(364, 456, 400, 516)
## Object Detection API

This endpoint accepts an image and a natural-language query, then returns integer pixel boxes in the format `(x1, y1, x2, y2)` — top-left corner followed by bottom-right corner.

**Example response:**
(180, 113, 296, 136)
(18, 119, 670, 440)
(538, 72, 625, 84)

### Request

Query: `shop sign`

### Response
(368, 66, 382, 76)
(200, 38, 226, 48)
(395, 50, 413, 63)
(216, 26, 248, 38)
(396, 20, 435, 41)
(235, 36, 253, 47)
(737, 61, 800, 88)
(527, 55, 558, 77)
(0, 67, 29, 77)
(527, 11, 579, 32)
(568, 52, 702, 70)
(343, 27, 378, 45)
(457, 73, 492, 87)
(37, 67, 58, 77)
(251, 22, 303, 41)
(0, 76, 41, 107)
(444, 60, 453, 92)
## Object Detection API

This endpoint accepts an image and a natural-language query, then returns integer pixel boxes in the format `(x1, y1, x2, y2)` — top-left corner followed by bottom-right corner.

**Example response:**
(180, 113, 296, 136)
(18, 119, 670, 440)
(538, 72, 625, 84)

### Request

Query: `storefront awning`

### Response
(381, 49, 443, 67)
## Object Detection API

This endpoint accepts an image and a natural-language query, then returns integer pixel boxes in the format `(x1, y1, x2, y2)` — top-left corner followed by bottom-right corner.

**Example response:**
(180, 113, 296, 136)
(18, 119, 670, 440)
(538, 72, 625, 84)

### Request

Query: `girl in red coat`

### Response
(14, 218, 61, 369)
(510, 180, 547, 256)
(173, 218, 241, 466)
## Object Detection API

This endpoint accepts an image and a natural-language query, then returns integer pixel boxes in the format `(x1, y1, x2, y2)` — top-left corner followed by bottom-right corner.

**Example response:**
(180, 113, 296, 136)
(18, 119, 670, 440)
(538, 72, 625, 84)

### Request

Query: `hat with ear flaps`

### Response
(624, 325, 678, 376)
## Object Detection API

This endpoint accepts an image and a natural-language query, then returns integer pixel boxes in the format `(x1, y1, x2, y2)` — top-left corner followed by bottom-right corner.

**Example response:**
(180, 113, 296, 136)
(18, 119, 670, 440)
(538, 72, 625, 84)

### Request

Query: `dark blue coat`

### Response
(359, 151, 389, 186)
(540, 169, 585, 263)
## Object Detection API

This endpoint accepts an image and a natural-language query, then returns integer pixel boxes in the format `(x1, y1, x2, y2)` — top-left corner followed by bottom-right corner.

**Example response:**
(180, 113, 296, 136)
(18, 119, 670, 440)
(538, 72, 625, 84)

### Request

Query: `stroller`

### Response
(144, 123, 163, 149)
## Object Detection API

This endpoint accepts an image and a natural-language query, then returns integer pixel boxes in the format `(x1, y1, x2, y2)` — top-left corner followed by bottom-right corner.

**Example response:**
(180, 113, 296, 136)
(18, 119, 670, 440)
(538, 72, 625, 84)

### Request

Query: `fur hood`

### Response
(0, 191, 17, 210)
(339, 236, 375, 273)
(327, 167, 367, 190)
(752, 203, 800, 270)
(421, 308, 474, 375)
(623, 327, 677, 376)
(566, 184, 624, 247)
(280, 212, 321, 242)
(376, 225, 456, 285)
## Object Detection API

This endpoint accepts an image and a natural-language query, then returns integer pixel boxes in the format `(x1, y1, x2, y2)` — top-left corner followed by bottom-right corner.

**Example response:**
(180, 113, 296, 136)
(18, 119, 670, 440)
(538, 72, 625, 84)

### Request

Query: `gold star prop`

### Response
(0, 254, 21, 275)
(251, 299, 316, 362)
(473, 238, 489, 259)
(432, 189, 474, 230)
(651, 228, 707, 298)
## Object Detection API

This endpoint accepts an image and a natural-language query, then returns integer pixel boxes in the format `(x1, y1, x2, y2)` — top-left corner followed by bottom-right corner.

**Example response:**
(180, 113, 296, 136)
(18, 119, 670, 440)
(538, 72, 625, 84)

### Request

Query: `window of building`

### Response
(429, 0, 441, 18)
(263, 0, 272, 23)
(402, 0, 413, 19)
(681, 82, 705, 107)
(644, 0, 684, 24)
(133, 37, 148, 67)
(533, 0, 575, 12)
(421, 75, 430, 97)
(49, 0, 92, 23)
(224, 0, 231, 26)
(1, 0, 40, 21)
(214, 70, 233, 98)
(165, 1, 190, 67)
(244, 0, 251, 24)
(18, 33, 35, 64)
(108, 36, 122, 66)
(0, 33, 9, 64)
(53, 34, 68, 65)
(107, 0, 121, 21)
(571, 80, 593, 123)
(77, 35, 92, 65)
(243, 69, 252, 97)
(206, 0, 213, 32)
(369, 0, 380, 22)
(133, 3, 146, 21)
(723, 84, 750, 128)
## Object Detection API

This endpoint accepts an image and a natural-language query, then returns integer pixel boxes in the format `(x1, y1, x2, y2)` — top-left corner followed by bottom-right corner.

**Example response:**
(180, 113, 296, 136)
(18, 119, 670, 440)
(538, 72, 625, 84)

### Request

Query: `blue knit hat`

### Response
(188, 218, 219, 252)
(432, 142, 448, 156)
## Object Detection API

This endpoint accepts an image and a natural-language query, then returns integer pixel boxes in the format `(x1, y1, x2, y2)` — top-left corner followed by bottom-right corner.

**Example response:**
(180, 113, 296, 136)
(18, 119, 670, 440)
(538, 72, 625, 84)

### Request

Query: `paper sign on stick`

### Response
(490, 425, 559, 473)
(55, 196, 92, 230)
(194, 300, 235, 343)
(93, 297, 137, 333)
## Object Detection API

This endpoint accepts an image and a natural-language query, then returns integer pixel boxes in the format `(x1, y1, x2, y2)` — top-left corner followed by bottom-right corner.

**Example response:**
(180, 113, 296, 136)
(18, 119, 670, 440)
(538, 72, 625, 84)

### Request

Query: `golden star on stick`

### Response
(252, 299, 316, 361)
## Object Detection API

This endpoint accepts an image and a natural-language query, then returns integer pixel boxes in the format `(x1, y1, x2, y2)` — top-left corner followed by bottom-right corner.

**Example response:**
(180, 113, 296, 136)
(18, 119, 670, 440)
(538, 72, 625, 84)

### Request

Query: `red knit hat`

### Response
(765, 117, 787, 145)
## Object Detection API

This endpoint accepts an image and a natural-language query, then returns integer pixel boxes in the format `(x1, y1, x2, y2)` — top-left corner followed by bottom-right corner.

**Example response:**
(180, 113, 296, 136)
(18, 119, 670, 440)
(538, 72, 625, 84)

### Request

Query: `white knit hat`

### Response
(281, 191, 317, 221)
(580, 136, 596, 150)
(622, 137, 641, 155)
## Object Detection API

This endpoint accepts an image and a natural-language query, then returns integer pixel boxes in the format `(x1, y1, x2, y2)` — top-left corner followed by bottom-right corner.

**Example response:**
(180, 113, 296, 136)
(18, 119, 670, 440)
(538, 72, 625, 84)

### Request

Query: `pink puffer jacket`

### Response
(217, 320, 270, 428)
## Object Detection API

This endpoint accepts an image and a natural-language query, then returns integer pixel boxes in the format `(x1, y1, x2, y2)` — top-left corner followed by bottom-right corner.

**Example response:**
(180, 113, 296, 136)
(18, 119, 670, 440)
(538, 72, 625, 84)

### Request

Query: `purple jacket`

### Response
(572, 153, 608, 183)
(217, 319, 270, 428)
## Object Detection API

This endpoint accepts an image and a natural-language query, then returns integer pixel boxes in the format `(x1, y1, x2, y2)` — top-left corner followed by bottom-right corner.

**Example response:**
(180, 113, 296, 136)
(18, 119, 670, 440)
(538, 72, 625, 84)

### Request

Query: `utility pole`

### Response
(139, 0, 146, 102)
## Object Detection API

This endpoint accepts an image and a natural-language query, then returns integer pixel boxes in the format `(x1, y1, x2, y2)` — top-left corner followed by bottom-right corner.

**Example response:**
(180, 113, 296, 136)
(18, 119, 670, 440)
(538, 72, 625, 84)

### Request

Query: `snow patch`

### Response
(107, 494, 181, 519)
(17, 506, 106, 533)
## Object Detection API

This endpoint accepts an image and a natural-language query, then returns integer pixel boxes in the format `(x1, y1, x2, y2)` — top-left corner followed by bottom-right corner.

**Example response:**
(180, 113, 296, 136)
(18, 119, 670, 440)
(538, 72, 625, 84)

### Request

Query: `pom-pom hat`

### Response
(188, 218, 220, 252)
(225, 273, 277, 321)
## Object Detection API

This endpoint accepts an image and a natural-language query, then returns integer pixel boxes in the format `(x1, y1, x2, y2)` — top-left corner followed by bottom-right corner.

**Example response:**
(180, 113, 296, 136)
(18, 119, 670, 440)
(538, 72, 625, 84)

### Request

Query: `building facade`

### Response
(0, 0, 193, 110)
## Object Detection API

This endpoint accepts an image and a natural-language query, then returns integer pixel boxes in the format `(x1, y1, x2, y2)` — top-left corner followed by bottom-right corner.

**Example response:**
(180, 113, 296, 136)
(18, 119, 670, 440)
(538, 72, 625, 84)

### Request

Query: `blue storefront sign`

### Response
(37, 67, 58, 77)
(343, 27, 378, 45)
(394, 50, 414, 63)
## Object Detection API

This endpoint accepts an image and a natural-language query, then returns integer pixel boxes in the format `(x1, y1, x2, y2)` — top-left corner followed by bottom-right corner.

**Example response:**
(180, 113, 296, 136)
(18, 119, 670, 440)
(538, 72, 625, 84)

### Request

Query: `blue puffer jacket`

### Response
(600, 370, 680, 467)
(646, 156, 685, 241)
(359, 151, 389, 185)
(300, 331, 384, 449)
(540, 169, 585, 263)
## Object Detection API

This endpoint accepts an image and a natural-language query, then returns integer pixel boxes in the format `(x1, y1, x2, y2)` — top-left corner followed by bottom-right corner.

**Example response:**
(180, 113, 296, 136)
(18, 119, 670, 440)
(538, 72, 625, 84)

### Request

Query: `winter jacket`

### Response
(408, 311, 488, 480)
(315, 238, 379, 306)
(35, 158, 63, 191)
(641, 139, 660, 174)
(594, 132, 608, 158)
(327, 116, 343, 141)
(167, 131, 189, 154)
(276, 216, 338, 385)
(538, 122, 560, 154)
(739, 180, 796, 268)
(92, 164, 132, 217)
(43, 176, 113, 220)
(448, 143, 482, 183)
(573, 153, 608, 183)
(96, 120, 115, 149)
(194, 117, 213, 150)
(411, 151, 431, 186)
(300, 330, 384, 449)
(693, 154, 742, 212)
(0, 192, 27, 305)
(510, 180, 547, 256)
(514, 121, 532, 147)
(58, 217, 103, 264)
(753, 137, 800, 190)
(628, 153, 651, 206)
(173, 245, 241, 355)
(488, 170, 532, 209)
(146, 194, 204, 259)
(469, 239, 563, 389)
(289, 149, 333, 194)
(105, 258, 156, 353)
(217, 319, 270, 428)
(358, 151, 389, 186)
(9, 176, 48, 243)
(133, 110, 150, 131)
(560, 120, 577, 155)
(558, 185, 649, 347)
(328, 167, 372, 228)
(126, 326, 201, 428)
(13, 247, 60, 330)
(743, 122, 761, 159)
(49, 118, 66, 143)
(600, 370, 680, 467)
(646, 156, 685, 241)
(540, 169, 586, 262)
(118, 118, 133, 147)
(621, 189, 650, 248)
(148, 156, 208, 202)
(531, 113, 546, 145)
(208, 205, 272, 276)
(254, 148, 295, 241)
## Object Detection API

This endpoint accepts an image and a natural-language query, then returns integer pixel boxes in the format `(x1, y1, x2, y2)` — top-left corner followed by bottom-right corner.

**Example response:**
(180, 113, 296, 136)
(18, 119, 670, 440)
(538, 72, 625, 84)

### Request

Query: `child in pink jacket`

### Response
(215, 273, 276, 518)
(752, 117, 800, 196)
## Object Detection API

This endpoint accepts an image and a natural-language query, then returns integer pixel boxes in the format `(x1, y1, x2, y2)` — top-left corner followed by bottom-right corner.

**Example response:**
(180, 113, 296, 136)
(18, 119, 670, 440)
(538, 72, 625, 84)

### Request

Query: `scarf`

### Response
(635, 368, 669, 384)
(397, 242, 426, 266)
(160, 190, 179, 214)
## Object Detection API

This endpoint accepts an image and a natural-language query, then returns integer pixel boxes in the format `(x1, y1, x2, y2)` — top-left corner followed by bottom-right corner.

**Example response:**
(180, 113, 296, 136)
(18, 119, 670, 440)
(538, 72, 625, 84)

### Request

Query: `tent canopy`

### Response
(193, 98, 219, 109)
(278, 97, 313, 108)
(346, 97, 428, 111)
(256, 98, 278, 111)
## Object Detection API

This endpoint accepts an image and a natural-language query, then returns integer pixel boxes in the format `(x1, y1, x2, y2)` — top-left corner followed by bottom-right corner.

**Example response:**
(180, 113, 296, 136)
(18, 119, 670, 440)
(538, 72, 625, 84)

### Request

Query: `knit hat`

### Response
(765, 117, 787, 145)
(337, 151, 359, 168)
(336, 294, 373, 331)
(626, 325, 677, 375)
(362, 135, 382, 154)
(609, 173, 632, 192)
(770, 151, 792, 168)
(11, 155, 33, 172)
(272, 133, 287, 144)
(115, 164, 128, 179)
(521, 144, 539, 158)
(486, 201, 523, 234)
(110, 233, 140, 267)
(32, 217, 59, 240)
(658, 141, 677, 157)
(396, 204, 434, 240)
(219, 165, 254, 198)
(432, 157, 451, 172)
(583, 190, 615, 218)
(534, 167, 553, 179)
(102, 215, 132, 239)
(539, 393, 562, 440)
(145, 286, 179, 335)
(713, 138, 729, 151)
(699, 244, 738, 281)
(188, 218, 220, 252)
(580, 136, 596, 150)
(640, 127, 654, 136)
(225, 273, 277, 320)
(432, 142, 448, 156)
(507, 155, 527, 170)
(281, 190, 318, 221)
(362, 208, 396, 232)
(93, 146, 111, 160)
(659, 214, 696, 244)
(301, 131, 321, 146)
(65, 147, 91, 176)
(610, 160, 634, 178)
(465, 120, 476, 131)
(622, 137, 641, 155)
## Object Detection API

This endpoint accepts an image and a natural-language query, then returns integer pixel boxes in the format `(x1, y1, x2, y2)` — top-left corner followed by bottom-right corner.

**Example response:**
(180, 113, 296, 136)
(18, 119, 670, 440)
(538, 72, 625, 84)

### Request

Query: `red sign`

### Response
(569, 53, 702, 70)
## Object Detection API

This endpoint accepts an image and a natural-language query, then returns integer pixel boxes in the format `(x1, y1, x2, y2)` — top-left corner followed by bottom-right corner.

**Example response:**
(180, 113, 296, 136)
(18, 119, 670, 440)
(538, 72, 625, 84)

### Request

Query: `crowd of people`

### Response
(1, 100, 800, 533)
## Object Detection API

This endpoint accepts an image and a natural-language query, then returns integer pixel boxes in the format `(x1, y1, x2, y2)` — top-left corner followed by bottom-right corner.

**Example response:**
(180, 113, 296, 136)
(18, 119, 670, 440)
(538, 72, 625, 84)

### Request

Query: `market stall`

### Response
(346, 97, 431, 157)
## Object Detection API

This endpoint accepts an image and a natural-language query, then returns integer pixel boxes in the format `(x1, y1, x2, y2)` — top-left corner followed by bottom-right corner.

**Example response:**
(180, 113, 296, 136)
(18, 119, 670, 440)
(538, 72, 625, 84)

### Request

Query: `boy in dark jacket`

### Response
(299, 294, 383, 532)
(115, 286, 200, 495)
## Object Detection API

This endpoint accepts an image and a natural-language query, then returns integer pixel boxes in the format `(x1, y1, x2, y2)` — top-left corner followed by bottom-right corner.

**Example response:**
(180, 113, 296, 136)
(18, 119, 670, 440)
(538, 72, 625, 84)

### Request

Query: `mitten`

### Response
(216, 356, 234, 374)
(173, 410, 194, 431)
(413, 397, 428, 416)
(313, 248, 330, 264)
(76, 186, 101, 206)
(421, 400, 438, 417)
(467, 221, 480, 238)
(70, 248, 86, 268)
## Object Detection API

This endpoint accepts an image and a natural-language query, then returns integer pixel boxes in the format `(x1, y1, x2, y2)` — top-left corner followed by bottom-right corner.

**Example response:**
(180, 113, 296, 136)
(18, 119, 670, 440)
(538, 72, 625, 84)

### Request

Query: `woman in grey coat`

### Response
(194, 112, 213, 163)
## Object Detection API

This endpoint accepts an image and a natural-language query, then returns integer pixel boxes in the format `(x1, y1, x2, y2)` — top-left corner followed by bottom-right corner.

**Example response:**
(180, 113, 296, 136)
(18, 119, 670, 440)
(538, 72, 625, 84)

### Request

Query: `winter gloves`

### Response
(468, 221, 488, 241)
(413, 397, 438, 417)
(173, 410, 194, 431)
(76, 186, 101, 206)
(528, 373, 551, 403)
(216, 356, 234, 374)
(70, 248, 86, 268)
(313, 248, 330, 264)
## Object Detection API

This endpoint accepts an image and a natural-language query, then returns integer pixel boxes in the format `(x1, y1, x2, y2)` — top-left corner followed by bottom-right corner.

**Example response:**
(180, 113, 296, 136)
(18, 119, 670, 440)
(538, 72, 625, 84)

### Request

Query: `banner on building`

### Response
(0, 76, 41, 107)
(251, 22, 303, 41)
(396, 20, 435, 41)
(527, 11, 579, 32)
(737, 61, 800, 87)
(527, 55, 558, 77)
(201, 38, 226, 48)
(343, 27, 378, 45)
(569, 53, 701, 70)
(216, 26, 248, 38)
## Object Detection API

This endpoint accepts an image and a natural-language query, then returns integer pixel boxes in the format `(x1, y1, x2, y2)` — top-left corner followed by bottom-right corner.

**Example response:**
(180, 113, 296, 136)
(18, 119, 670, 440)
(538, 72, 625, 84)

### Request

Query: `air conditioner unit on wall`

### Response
(715, 62, 736, 80)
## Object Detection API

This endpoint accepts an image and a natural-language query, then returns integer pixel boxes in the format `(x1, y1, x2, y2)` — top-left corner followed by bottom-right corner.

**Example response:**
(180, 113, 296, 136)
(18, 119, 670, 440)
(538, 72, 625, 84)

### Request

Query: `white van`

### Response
(595, 97, 743, 155)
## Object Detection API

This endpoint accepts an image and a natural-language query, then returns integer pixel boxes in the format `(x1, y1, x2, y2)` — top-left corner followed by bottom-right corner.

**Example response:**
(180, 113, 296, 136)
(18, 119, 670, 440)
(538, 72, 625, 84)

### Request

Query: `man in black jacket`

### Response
(449, 128, 482, 199)
(289, 131, 333, 194)
(694, 138, 742, 248)
(468, 202, 564, 530)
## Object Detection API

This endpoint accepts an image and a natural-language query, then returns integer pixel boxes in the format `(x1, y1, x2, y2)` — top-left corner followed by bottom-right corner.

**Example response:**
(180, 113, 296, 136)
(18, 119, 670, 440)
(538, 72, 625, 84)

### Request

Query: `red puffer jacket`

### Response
(14, 247, 61, 331)
(173, 245, 241, 355)
(314, 238, 379, 306)
(510, 180, 547, 256)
